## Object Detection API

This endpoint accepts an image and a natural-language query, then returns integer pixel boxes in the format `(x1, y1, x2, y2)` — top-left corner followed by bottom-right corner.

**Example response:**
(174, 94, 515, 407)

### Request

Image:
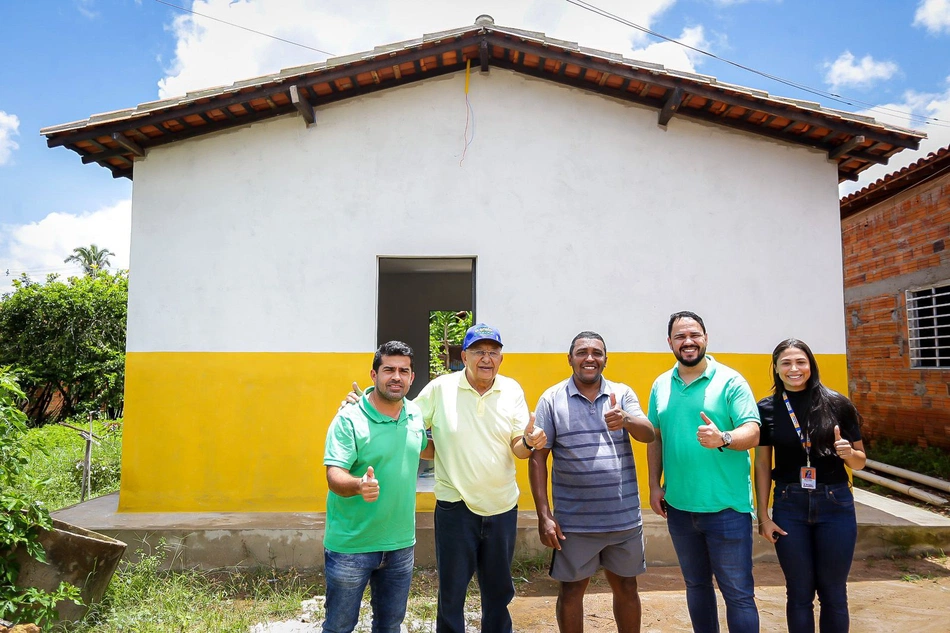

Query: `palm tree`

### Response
(64, 244, 115, 276)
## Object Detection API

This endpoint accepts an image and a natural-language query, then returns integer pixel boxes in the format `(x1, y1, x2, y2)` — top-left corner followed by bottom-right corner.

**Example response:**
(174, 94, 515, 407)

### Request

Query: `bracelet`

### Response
(522, 436, 535, 452)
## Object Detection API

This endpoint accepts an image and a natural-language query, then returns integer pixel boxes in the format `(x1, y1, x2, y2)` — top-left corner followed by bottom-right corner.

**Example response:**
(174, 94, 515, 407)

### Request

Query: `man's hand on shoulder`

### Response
(339, 381, 364, 410)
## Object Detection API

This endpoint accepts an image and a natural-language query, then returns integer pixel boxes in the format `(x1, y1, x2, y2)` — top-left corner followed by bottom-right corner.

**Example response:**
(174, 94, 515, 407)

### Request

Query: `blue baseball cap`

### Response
(462, 323, 503, 350)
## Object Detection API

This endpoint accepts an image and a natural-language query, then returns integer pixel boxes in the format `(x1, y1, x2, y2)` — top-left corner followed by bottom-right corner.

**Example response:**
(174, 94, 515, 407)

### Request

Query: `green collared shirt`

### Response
(647, 356, 760, 514)
(324, 387, 427, 553)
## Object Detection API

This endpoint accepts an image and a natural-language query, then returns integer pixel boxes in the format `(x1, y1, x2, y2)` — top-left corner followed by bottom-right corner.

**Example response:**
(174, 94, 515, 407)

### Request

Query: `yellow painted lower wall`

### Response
(119, 351, 848, 513)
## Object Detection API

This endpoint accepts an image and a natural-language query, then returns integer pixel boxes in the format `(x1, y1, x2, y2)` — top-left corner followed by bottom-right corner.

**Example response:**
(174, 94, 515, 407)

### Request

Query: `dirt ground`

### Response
(508, 556, 950, 631)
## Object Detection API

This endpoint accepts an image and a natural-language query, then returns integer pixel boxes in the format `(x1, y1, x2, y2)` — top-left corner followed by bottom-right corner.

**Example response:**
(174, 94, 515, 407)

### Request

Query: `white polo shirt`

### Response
(414, 370, 530, 516)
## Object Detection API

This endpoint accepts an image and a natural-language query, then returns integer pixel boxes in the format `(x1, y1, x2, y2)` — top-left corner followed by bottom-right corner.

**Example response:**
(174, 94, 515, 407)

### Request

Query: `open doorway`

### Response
(378, 257, 475, 493)
(377, 257, 475, 398)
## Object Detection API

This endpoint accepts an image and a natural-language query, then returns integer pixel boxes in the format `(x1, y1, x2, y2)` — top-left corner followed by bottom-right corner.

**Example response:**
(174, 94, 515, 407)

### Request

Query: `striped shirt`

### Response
(535, 377, 644, 533)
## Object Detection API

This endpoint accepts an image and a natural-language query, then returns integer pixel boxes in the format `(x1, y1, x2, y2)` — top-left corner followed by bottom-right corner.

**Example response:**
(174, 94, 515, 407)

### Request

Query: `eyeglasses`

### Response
(468, 350, 501, 359)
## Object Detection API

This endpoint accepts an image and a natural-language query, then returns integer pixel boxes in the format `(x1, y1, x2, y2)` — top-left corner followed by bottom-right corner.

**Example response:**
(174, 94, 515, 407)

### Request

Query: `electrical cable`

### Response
(460, 59, 475, 166)
(566, 0, 950, 129)
(152, 0, 335, 57)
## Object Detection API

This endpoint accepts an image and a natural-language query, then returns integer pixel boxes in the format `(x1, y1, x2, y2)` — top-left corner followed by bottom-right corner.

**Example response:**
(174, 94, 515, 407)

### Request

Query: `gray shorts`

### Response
(549, 526, 646, 582)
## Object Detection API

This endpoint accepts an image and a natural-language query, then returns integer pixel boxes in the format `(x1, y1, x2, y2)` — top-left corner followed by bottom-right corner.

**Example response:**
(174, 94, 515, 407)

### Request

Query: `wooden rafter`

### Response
(290, 85, 315, 125)
(111, 132, 144, 157)
(658, 87, 684, 126)
(829, 135, 866, 160)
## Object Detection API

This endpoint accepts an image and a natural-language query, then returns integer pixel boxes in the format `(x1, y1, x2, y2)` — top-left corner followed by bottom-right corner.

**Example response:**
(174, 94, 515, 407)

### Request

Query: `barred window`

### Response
(906, 282, 950, 368)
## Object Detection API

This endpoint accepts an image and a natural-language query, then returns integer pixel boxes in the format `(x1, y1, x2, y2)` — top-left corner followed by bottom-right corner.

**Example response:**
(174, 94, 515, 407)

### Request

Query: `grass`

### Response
(65, 541, 321, 632)
(854, 438, 950, 515)
(865, 439, 950, 480)
(16, 419, 122, 511)
(56, 550, 555, 631)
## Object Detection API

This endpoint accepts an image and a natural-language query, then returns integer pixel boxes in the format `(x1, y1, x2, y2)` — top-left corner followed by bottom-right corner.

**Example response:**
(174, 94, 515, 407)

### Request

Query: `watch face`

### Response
(722, 432, 732, 445)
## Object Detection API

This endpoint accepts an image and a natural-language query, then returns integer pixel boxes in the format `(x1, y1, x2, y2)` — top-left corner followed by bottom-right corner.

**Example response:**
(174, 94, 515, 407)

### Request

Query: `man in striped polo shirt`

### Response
(529, 331, 656, 633)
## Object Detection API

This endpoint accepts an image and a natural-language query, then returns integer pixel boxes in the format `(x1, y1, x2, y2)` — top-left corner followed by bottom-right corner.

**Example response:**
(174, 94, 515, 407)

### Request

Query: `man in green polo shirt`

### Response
(323, 341, 430, 633)
(646, 311, 761, 633)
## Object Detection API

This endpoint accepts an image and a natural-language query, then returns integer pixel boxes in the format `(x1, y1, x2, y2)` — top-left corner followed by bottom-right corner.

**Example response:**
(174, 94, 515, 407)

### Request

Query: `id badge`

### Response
(800, 467, 817, 489)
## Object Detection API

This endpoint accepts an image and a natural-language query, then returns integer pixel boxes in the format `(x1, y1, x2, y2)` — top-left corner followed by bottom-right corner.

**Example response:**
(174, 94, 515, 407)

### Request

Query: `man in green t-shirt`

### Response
(646, 312, 761, 633)
(323, 341, 430, 633)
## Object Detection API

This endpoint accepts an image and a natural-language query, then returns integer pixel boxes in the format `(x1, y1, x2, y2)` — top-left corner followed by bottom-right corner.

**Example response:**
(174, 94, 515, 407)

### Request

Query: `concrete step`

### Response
(52, 489, 950, 570)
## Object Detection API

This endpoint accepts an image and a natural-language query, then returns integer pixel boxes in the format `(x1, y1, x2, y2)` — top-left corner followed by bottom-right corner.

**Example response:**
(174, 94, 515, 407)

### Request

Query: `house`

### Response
(840, 146, 950, 449)
(43, 16, 923, 514)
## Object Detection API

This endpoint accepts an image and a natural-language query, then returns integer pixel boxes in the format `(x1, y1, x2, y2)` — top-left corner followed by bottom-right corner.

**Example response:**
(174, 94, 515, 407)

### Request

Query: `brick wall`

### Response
(841, 171, 950, 448)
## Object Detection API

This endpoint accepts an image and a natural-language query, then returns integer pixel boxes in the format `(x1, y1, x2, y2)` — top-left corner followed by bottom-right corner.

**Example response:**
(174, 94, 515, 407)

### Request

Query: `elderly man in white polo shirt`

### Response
(415, 323, 546, 633)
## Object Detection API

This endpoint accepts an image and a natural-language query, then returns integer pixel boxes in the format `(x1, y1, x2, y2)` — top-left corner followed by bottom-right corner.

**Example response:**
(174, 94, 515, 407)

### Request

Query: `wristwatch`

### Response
(719, 432, 733, 451)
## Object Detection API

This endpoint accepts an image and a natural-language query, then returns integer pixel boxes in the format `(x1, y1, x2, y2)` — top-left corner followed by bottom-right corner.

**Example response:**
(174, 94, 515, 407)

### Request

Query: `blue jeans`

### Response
(322, 546, 414, 633)
(771, 482, 856, 633)
(666, 505, 759, 633)
(434, 500, 518, 633)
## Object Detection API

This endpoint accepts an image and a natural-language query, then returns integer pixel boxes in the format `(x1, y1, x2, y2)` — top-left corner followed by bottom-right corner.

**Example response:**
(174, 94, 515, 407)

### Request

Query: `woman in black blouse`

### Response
(754, 338, 866, 633)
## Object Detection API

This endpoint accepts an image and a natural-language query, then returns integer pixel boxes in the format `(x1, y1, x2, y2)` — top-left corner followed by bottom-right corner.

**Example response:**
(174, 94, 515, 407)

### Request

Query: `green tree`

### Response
(0, 271, 128, 425)
(64, 244, 116, 276)
(428, 311, 473, 379)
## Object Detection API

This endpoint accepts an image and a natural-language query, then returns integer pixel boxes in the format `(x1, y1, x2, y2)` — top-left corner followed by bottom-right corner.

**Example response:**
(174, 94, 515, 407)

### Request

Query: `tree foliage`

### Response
(428, 311, 473, 379)
(0, 271, 128, 425)
(0, 368, 83, 626)
(64, 244, 115, 276)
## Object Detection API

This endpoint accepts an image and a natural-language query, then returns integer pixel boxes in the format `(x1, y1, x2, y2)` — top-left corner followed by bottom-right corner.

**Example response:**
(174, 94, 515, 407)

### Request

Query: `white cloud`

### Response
(628, 25, 708, 73)
(157, 0, 688, 99)
(76, 0, 99, 20)
(914, 0, 950, 34)
(839, 76, 950, 196)
(0, 111, 20, 166)
(824, 51, 899, 91)
(0, 200, 131, 294)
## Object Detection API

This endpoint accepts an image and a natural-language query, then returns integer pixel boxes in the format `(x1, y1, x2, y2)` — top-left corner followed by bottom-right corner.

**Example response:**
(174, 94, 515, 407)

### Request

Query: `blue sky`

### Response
(1, 0, 949, 293)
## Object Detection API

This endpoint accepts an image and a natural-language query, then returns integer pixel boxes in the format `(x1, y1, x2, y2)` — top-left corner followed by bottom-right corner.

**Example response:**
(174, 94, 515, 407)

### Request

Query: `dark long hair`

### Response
(769, 338, 859, 457)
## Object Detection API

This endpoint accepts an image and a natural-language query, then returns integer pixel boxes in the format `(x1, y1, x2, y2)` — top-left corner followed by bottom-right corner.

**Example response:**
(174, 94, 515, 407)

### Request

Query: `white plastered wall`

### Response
(127, 69, 845, 355)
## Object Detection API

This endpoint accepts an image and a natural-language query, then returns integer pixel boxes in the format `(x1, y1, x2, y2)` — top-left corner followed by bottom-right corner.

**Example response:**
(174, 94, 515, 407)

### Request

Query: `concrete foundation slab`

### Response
(52, 490, 950, 570)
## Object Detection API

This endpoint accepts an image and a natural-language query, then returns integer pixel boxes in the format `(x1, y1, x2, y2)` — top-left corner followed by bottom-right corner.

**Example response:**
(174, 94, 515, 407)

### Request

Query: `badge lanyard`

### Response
(783, 392, 817, 488)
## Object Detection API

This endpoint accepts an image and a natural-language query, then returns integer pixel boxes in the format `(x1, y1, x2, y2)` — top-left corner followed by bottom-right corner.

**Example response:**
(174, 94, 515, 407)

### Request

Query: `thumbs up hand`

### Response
(360, 466, 379, 502)
(523, 412, 546, 451)
(696, 412, 724, 449)
(604, 393, 627, 431)
(833, 425, 853, 459)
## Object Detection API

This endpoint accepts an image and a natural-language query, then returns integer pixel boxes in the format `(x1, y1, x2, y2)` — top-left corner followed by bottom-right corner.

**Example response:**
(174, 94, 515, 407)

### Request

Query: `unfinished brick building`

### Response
(840, 146, 950, 448)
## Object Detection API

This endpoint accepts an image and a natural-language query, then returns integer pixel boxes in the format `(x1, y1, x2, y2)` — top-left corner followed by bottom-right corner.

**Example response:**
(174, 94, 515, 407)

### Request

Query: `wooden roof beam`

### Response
(483, 34, 919, 149)
(47, 39, 470, 148)
(658, 87, 684, 126)
(290, 85, 315, 125)
(479, 39, 490, 73)
(847, 148, 888, 165)
(111, 132, 144, 157)
(829, 135, 865, 160)
(81, 148, 127, 164)
(46, 32, 921, 158)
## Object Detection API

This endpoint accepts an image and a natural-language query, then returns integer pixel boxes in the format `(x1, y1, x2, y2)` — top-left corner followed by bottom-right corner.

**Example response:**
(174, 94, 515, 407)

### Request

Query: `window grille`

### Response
(906, 282, 950, 368)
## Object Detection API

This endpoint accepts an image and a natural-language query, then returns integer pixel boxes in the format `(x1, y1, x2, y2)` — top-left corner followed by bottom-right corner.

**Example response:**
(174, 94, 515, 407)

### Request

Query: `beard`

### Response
(377, 382, 406, 402)
(675, 347, 707, 367)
